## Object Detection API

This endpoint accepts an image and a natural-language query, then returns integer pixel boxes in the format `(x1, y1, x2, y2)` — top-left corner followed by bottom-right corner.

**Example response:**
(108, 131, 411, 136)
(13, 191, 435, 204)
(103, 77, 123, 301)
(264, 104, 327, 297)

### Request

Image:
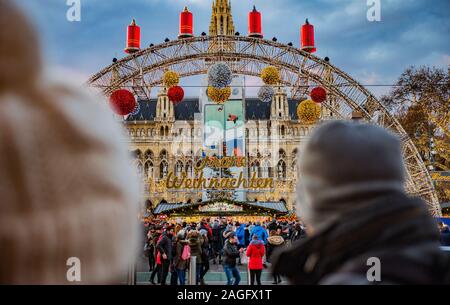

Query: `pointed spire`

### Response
(305, 18, 309, 25)
(131, 18, 136, 26)
(183, 6, 189, 12)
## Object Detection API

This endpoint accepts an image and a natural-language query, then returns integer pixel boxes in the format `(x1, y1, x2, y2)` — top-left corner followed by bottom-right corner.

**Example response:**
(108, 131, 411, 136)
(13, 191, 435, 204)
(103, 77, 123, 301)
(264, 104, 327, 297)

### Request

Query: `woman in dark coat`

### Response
(266, 230, 284, 284)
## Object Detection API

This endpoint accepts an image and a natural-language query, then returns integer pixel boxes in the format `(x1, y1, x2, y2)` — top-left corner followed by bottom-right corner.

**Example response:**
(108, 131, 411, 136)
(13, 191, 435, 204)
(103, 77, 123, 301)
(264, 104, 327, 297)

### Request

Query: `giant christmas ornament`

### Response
(163, 70, 180, 88)
(297, 99, 321, 124)
(130, 101, 140, 116)
(248, 6, 263, 38)
(310, 86, 327, 103)
(109, 89, 136, 116)
(258, 85, 274, 103)
(179, 6, 194, 38)
(301, 19, 316, 53)
(208, 63, 232, 89)
(168, 86, 185, 104)
(125, 19, 141, 54)
(207, 86, 231, 104)
(261, 66, 280, 85)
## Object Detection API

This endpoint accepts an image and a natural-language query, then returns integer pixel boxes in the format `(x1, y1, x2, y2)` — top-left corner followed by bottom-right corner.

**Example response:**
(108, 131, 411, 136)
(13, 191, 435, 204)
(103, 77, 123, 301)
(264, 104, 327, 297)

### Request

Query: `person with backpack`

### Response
(173, 233, 190, 285)
(246, 234, 265, 285)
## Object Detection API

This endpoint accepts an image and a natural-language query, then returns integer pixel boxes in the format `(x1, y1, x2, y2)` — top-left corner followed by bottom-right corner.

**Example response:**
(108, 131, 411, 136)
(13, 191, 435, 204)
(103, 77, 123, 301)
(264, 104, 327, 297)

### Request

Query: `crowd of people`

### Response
(142, 218, 307, 285)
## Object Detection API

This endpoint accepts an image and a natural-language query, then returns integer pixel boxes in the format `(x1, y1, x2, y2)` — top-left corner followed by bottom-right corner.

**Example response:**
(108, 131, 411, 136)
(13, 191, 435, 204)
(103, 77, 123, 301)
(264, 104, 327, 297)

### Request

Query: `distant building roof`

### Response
(126, 98, 300, 122)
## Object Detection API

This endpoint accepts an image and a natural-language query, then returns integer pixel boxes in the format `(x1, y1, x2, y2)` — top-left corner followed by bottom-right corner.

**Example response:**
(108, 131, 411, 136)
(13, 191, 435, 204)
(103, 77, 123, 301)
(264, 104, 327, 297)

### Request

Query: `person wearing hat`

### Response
(0, 0, 139, 284)
(272, 121, 450, 284)
(157, 226, 174, 285)
(223, 232, 244, 285)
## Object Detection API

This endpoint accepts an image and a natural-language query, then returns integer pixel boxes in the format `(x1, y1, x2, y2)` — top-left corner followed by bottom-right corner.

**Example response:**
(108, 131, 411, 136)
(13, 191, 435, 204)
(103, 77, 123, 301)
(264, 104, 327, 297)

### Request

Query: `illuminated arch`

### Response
(88, 35, 440, 216)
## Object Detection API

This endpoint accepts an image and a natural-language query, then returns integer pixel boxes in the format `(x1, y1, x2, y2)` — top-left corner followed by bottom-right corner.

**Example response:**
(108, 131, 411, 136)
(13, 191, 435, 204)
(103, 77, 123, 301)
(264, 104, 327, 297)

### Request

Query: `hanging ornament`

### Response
(310, 86, 327, 103)
(168, 86, 185, 104)
(163, 70, 180, 88)
(261, 66, 280, 85)
(296, 99, 321, 124)
(130, 101, 140, 116)
(258, 85, 274, 103)
(207, 86, 231, 104)
(109, 89, 136, 116)
(208, 62, 232, 88)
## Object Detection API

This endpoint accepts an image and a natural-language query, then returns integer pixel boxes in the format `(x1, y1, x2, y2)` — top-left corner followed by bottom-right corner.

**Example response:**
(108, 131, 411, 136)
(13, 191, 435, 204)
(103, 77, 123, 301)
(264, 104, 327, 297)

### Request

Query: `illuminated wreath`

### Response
(163, 70, 180, 88)
(207, 86, 231, 104)
(208, 62, 232, 88)
(296, 99, 321, 124)
(310, 86, 327, 103)
(261, 66, 280, 85)
(109, 89, 136, 116)
(258, 85, 275, 103)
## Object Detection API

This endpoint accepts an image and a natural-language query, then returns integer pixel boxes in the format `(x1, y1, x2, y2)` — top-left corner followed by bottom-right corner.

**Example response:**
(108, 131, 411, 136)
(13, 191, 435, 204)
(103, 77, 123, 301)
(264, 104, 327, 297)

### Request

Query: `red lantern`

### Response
(248, 6, 263, 38)
(168, 86, 184, 104)
(179, 7, 193, 38)
(109, 89, 136, 115)
(125, 19, 140, 54)
(301, 19, 316, 53)
(310, 87, 327, 103)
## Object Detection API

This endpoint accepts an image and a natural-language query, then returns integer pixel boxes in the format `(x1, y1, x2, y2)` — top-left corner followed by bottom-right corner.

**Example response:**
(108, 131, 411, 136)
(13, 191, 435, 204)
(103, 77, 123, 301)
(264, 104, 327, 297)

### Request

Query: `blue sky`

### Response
(16, 0, 450, 98)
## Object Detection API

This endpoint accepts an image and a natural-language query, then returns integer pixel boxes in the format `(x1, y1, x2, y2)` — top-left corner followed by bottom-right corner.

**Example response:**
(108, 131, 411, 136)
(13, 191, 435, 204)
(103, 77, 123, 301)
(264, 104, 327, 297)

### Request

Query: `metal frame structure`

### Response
(87, 35, 441, 216)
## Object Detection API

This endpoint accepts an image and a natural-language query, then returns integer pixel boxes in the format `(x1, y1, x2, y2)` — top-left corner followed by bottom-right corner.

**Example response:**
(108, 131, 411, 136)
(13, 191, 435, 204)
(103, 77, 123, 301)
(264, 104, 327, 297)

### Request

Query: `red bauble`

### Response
(168, 86, 184, 104)
(109, 89, 136, 115)
(310, 86, 327, 103)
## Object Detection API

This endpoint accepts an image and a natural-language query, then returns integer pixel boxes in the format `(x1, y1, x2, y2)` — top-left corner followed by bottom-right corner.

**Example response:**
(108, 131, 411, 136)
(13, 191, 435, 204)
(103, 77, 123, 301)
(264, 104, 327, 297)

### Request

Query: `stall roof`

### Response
(153, 200, 288, 214)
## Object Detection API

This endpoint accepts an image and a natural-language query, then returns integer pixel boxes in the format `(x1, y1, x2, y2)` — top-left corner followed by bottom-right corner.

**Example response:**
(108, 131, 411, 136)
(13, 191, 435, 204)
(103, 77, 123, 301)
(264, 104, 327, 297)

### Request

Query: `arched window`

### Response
(280, 125, 285, 137)
(277, 160, 286, 179)
(278, 149, 286, 159)
(160, 126, 164, 137)
(144, 150, 154, 160)
(165, 126, 169, 137)
(262, 160, 272, 178)
(159, 160, 168, 179)
(251, 161, 262, 178)
(186, 160, 193, 178)
(159, 149, 168, 160)
(144, 161, 154, 179)
(175, 160, 184, 177)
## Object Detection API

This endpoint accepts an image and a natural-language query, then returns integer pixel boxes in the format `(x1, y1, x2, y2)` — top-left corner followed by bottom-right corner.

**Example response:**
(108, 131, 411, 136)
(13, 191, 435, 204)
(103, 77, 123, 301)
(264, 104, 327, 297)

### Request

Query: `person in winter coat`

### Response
(157, 227, 174, 285)
(267, 230, 284, 284)
(290, 223, 307, 243)
(173, 234, 189, 285)
(0, 0, 140, 284)
(223, 233, 243, 285)
(246, 234, 265, 285)
(211, 220, 225, 264)
(250, 222, 268, 244)
(199, 229, 210, 285)
(188, 230, 203, 285)
(272, 121, 450, 285)
(236, 223, 246, 246)
(244, 224, 251, 247)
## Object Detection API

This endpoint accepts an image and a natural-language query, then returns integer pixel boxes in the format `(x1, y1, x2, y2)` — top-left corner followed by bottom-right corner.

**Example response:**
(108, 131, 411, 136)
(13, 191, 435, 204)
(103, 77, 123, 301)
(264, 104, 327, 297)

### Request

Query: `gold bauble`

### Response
(297, 99, 321, 124)
(207, 86, 231, 104)
(261, 66, 280, 85)
(163, 70, 180, 88)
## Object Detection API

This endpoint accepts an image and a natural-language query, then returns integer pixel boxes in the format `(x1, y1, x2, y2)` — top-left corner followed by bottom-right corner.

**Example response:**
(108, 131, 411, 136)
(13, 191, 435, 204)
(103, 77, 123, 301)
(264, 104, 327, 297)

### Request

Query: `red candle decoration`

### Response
(109, 89, 136, 115)
(125, 19, 141, 54)
(168, 86, 185, 104)
(179, 6, 193, 38)
(301, 19, 316, 53)
(310, 86, 327, 103)
(248, 6, 263, 38)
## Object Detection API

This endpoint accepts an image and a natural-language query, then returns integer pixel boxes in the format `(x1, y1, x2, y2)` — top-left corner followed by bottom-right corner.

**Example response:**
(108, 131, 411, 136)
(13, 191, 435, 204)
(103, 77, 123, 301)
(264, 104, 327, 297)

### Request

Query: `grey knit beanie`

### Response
(297, 121, 406, 230)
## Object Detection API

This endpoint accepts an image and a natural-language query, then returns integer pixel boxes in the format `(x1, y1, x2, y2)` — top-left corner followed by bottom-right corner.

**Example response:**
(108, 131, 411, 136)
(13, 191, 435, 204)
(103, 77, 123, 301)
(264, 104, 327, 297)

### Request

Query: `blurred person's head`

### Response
(0, 0, 42, 93)
(0, 0, 139, 284)
(296, 121, 406, 232)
